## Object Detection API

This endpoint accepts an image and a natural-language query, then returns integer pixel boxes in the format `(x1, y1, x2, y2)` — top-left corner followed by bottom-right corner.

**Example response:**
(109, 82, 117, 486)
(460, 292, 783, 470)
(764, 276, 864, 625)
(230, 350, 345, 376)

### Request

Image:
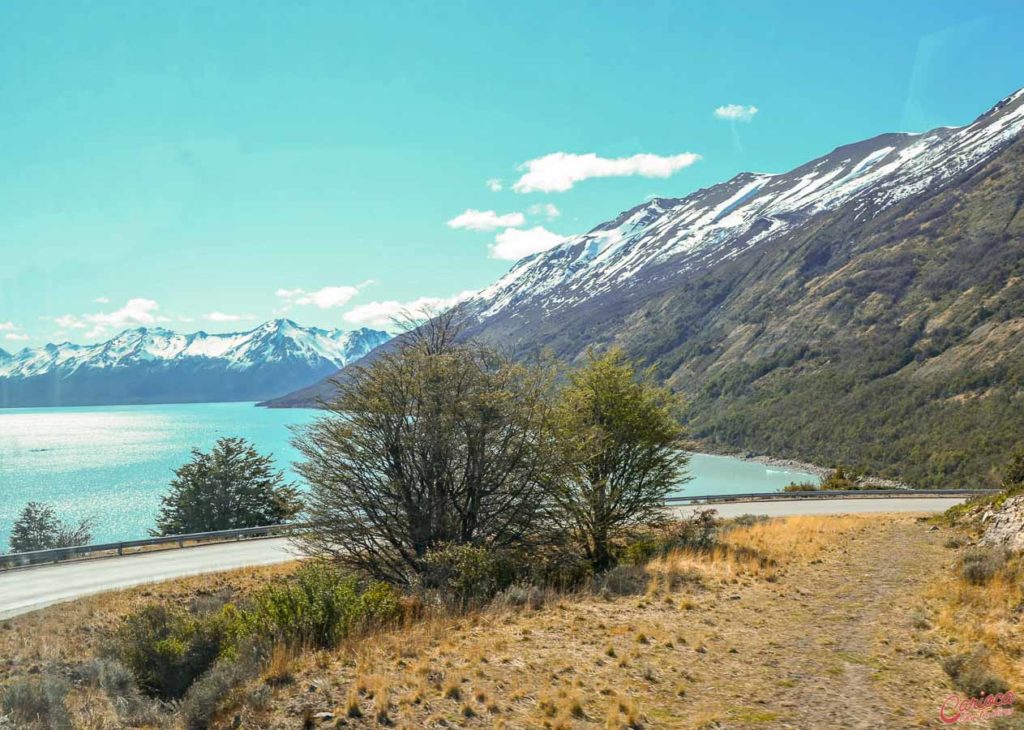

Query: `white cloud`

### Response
(54, 315, 86, 329)
(276, 285, 361, 309)
(275, 288, 304, 299)
(49, 298, 169, 339)
(486, 178, 503, 192)
(1, 322, 30, 342)
(86, 298, 165, 328)
(528, 203, 561, 219)
(713, 104, 758, 121)
(205, 311, 253, 322)
(343, 291, 476, 329)
(446, 209, 526, 231)
(93, 296, 111, 304)
(490, 226, 568, 260)
(512, 152, 701, 193)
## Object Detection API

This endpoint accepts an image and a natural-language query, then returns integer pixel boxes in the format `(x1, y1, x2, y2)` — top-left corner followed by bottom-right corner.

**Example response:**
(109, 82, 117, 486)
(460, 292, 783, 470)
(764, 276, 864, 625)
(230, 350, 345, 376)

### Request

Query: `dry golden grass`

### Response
(925, 547, 1024, 691)
(646, 514, 867, 589)
(3, 515, 962, 729)
(223, 514, 892, 729)
(0, 561, 298, 685)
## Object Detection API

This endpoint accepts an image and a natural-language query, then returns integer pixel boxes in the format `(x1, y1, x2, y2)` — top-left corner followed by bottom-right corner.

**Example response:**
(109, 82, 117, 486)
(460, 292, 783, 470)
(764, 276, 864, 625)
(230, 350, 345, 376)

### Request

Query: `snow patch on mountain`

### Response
(467, 88, 1024, 320)
(0, 320, 390, 380)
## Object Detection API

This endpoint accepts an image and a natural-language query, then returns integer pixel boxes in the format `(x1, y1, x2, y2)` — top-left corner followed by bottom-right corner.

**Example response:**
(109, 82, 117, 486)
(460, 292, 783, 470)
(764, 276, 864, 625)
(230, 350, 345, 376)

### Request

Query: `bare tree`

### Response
(294, 310, 559, 585)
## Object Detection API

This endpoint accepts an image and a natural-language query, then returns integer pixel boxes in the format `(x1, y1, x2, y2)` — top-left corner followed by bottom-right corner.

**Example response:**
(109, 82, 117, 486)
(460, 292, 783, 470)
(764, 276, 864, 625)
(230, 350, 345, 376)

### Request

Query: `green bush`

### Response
(622, 536, 660, 566)
(523, 548, 593, 591)
(1, 675, 72, 730)
(662, 508, 719, 553)
(241, 562, 401, 648)
(420, 543, 518, 609)
(107, 604, 238, 700)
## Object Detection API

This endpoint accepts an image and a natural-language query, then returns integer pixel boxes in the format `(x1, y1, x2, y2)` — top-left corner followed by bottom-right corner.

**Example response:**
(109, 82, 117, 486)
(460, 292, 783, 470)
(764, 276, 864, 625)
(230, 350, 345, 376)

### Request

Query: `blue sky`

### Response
(1, 1, 1022, 347)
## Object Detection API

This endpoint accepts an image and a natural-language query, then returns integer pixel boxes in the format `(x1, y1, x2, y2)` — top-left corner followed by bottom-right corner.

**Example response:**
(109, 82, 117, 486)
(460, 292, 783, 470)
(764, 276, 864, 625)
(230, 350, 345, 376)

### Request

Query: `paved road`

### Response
(670, 497, 964, 519)
(0, 497, 963, 620)
(0, 537, 299, 620)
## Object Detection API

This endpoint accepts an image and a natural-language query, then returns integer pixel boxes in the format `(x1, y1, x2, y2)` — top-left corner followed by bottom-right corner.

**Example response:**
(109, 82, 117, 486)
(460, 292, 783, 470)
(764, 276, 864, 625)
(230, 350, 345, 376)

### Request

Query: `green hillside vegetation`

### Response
(477, 137, 1024, 488)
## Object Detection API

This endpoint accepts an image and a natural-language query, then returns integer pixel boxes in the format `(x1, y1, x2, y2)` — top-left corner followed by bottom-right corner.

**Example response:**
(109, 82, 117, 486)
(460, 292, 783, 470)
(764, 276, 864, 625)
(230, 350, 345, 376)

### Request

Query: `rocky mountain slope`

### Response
(0, 320, 390, 407)
(271, 88, 1024, 486)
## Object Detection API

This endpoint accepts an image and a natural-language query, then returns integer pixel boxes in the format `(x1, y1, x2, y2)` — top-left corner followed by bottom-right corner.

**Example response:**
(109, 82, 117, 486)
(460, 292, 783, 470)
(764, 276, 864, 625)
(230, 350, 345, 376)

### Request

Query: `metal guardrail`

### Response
(664, 488, 998, 503)
(0, 524, 299, 570)
(0, 488, 997, 569)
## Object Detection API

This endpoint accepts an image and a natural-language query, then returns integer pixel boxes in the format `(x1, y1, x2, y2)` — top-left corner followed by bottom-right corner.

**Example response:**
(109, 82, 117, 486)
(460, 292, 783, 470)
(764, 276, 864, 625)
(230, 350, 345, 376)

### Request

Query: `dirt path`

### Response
(249, 515, 960, 729)
(681, 515, 955, 728)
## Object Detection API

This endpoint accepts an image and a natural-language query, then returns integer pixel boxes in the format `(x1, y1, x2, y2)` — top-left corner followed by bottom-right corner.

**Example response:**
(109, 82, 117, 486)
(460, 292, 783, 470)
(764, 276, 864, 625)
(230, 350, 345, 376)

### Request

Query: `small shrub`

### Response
(595, 565, 648, 596)
(242, 561, 401, 648)
(783, 481, 819, 492)
(1, 675, 73, 730)
(179, 643, 265, 730)
(526, 548, 593, 591)
(420, 544, 517, 609)
(107, 604, 237, 700)
(8, 502, 92, 554)
(942, 648, 1010, 697)
(943, 534, 969, 549)
(77, 658, 160, 725)
(622, 537, 660, 566)
(730, 514, 770, 527)
(663, 508, 719, 553)
(960, 548, 1008, 586)
(494, 584, 545, 611)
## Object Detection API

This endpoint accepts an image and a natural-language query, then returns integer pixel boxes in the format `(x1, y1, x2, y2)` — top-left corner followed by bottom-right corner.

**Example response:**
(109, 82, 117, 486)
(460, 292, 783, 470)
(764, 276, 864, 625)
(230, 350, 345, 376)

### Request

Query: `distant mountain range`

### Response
(0, 320, 390, 407)
(270, 87, 1024, 487)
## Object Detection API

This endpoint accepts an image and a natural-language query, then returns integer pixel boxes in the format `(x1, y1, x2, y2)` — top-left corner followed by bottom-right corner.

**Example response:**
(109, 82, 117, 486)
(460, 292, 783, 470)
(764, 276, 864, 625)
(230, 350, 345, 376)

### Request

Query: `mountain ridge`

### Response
(0, 320, 390, 408)
(267, 87, 1024, 487)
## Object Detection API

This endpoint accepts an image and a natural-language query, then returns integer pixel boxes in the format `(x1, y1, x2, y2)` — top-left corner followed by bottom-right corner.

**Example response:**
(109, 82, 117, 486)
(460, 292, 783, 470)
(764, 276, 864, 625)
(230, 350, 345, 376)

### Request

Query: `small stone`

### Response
(313, 712, 334, 722)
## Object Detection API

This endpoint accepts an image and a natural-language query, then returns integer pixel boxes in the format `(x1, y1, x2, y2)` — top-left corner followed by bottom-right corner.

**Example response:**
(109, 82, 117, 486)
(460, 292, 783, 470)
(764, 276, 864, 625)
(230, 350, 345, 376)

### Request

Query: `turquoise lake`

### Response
(0, 402, 819, 547)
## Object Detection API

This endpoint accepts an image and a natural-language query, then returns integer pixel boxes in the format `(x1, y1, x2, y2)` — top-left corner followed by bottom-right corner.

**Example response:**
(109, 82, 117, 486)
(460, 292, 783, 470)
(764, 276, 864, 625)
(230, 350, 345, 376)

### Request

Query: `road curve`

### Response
(0, 537, 299, 620)
(0, 497, 964, 620)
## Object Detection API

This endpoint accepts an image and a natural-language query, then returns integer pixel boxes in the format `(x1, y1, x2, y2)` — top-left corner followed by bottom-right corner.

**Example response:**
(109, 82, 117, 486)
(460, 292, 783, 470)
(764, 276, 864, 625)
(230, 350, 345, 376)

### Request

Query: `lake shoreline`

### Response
(688, 442, 912, 489)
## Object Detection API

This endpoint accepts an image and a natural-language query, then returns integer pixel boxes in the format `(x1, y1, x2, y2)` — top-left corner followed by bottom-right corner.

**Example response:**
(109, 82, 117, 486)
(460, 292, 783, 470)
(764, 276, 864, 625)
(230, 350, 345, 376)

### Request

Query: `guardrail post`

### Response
(117, 544, 123, 556)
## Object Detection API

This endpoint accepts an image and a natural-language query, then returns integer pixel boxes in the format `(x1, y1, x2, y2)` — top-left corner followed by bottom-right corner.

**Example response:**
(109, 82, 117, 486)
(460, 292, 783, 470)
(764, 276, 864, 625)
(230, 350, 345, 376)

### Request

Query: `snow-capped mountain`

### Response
(268, 87, 1024, 489)
(0, 320, 390, 407)
(465, 88, 1024, 322)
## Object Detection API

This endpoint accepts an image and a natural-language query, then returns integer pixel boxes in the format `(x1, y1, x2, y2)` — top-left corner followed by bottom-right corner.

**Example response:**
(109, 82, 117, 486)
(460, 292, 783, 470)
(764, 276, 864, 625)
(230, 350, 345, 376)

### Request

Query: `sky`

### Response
(1, 0, 1022, 348)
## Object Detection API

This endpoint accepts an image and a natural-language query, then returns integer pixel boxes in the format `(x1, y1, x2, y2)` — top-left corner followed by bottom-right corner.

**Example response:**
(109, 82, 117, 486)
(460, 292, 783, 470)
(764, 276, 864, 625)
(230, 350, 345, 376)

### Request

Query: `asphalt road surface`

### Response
(0, 537, 298, 619)
(671, 497, 965, 518)
(0, 497, 964, 619)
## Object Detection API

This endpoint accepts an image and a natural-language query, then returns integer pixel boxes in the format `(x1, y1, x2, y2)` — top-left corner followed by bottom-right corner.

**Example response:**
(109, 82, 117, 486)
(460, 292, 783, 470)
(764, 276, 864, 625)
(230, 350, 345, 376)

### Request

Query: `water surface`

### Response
(0, 402, 818, 546)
